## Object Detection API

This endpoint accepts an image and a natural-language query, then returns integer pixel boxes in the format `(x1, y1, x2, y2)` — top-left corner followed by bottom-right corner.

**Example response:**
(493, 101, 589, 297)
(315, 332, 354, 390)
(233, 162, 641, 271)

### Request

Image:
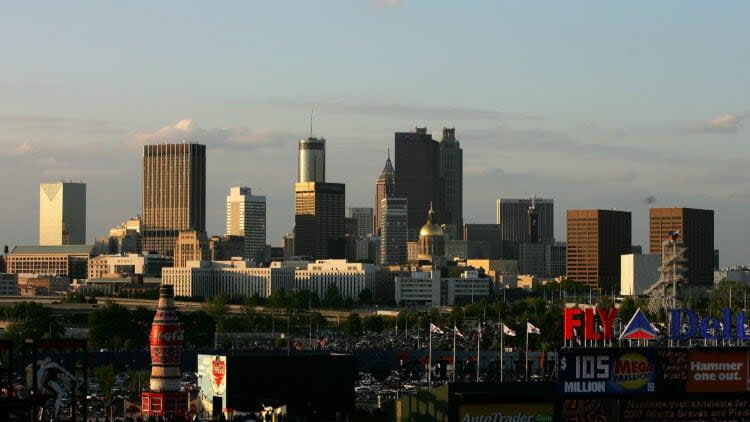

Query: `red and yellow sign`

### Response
(686, 351, 749, 392)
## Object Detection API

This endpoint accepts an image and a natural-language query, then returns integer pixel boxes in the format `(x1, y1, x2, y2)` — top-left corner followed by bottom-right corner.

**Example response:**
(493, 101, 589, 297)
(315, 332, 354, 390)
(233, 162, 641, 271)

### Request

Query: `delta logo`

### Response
(619, 309, 658, 340)
(613, 353, 653, 390)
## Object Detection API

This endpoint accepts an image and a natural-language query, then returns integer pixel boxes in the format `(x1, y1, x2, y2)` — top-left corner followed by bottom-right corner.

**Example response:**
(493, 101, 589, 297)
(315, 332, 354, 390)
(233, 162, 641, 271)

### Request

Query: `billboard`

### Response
(458, 403, 553, 422)
(559, 350, 655, 394)
(686, 350, 749, 393)
(197, 354, 227, 414)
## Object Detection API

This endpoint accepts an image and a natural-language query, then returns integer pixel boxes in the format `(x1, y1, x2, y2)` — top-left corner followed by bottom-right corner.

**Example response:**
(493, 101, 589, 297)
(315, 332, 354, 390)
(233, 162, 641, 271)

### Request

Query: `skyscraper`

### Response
(566, 209, 632, 290)
(439, 128, 463, 238)
(495, 197, 554, 243)
(394, 127, 443, 240)
(294, 182, 345, 259)
(39, 182, 86, 245)
(142, 143, 206, 256)
(649, 207, 714, 286)
(463, 224, 503, 259)
(380, 197, 408, 265)
(349, 207, 374, 237)
(373, 152, 395, 236)
(226, 187, 267, 261)
(298, 137, 325, 183)
(496, 196, 553, 259)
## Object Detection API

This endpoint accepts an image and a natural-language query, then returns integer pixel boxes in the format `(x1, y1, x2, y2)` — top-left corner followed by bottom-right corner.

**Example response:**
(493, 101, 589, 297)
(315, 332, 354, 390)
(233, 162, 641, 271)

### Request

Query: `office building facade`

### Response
(495, 197, 554, 244)
(7, 245, 93, 280)
(39, 182, 86, 245)
(439, 128, 463, 238)
(373, 152, 395, 236)
(649, 207, 714, 286)
(394, 128, 443, 240)
(142, 143, 206, 256)
(298, 137, 326, 183)
(463, 224, 503, 259)
(294, 182, 345, 259)
(380, 197, 408, 265)
(226, 187, 267, 261)
(566, 209, 632, 290)
(349, 207, 374, 237)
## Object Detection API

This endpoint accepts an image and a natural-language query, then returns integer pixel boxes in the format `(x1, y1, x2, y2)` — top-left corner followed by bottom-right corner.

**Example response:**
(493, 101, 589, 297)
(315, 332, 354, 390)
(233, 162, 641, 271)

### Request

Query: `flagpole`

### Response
(476, 321, 481, 382)
(452, 324, 456, 382)
(525, 321, 529, 381)
(500, 322, 504, 382)
(428, 321, 432, 387)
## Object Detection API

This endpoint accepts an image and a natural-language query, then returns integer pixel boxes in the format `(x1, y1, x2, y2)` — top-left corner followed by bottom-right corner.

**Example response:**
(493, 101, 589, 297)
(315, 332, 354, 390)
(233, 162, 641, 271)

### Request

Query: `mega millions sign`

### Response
(558, 350, 656, 394)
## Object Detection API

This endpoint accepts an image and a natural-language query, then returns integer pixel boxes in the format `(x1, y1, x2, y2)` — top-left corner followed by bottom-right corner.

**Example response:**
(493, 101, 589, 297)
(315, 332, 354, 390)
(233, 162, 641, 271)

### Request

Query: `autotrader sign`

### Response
(458, 403, 553, 422)
(558, 350, 656, 394)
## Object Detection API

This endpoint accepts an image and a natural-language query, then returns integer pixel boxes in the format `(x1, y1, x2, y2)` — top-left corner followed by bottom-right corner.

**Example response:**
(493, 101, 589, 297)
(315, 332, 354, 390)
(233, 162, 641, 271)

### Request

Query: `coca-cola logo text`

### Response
(150, 325, 185, 344)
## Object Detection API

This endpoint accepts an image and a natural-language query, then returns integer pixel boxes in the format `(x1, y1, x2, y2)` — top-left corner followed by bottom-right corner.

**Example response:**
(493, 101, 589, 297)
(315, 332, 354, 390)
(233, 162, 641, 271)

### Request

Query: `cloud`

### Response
(247, 97, 536, 121)
(688, 114, 743, 133)
(369, 0, 403, 11)
(10, 142, 33, 157)
(127, 118, 296, 150)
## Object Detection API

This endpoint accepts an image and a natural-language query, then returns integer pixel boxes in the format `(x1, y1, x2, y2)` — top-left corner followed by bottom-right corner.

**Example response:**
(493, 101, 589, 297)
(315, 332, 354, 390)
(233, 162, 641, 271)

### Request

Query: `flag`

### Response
(502, 324, 516, 337)
(527, 322, 541, 335)
(454, 325, 464, 338)
(430, 323, 444, 335)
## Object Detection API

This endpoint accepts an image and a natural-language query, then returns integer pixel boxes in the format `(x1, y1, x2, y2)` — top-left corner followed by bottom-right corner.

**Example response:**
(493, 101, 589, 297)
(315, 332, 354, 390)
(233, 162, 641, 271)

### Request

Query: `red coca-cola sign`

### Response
(212, 357, 225, 388)
(150, 323, 185, 347)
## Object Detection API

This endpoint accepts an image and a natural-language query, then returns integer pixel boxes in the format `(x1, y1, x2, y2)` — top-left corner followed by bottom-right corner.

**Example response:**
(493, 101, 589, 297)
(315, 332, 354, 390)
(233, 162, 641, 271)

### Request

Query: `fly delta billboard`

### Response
(564, 306, 750, 343)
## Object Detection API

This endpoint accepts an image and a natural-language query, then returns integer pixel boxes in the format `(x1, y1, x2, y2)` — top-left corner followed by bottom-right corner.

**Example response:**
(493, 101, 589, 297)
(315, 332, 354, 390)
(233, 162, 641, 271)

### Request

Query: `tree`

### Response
(180, 310, 216, 348)
(358, 288, 374, 305)
(94, 364, 115, 400)
(201, 295, 229, 332)
(619, 296, 637, 324)
(322, 285, 344, 308)
(2, 302, 64, 346)
(344, 313, 362, 334)
(89, 302, 147, 350)
(364, 315, 385, 332)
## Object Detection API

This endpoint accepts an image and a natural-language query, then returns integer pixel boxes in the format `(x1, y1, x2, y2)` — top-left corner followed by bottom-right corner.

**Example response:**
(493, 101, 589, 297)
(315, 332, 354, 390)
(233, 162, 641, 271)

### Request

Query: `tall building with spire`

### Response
(294, 132, 345, 259)
(142, 143, 206, 256)
(298, 137, 326, 183)
(439, 128, 463, 238)
(373, 151, 395, 236)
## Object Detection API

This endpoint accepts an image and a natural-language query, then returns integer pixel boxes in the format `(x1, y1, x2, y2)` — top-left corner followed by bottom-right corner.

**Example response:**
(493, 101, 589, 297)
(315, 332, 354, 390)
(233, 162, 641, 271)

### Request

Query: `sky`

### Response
(0, 1, 748, 266)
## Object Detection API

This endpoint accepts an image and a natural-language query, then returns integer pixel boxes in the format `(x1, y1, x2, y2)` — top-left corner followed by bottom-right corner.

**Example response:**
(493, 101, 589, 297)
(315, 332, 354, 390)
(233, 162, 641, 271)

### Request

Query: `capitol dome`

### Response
(420, 221, 444, 237)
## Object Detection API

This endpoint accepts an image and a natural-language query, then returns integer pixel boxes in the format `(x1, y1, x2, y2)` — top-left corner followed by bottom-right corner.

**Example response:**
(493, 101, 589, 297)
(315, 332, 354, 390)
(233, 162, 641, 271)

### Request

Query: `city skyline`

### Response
(0, 2, 748, 265)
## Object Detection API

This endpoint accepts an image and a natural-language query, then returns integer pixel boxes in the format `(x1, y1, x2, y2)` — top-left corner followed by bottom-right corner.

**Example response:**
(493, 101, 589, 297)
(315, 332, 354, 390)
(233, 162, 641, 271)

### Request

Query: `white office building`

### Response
(620, 254, 660, 295)
(395, 269, 490, 306)
(39, 182, 86, 246)
(162, 259, 293, 298)
(295, 259, 376, 300)
(226, 187, 267, 262)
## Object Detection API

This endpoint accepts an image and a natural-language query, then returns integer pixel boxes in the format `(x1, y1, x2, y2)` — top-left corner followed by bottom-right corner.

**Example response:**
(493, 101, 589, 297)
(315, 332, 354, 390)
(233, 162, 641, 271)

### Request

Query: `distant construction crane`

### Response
(645, 230, 688, 315)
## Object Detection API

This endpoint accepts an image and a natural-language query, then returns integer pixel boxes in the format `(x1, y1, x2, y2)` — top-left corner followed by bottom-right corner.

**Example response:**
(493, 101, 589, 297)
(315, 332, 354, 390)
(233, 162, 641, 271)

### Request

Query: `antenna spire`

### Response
(309, 110, 313, 138)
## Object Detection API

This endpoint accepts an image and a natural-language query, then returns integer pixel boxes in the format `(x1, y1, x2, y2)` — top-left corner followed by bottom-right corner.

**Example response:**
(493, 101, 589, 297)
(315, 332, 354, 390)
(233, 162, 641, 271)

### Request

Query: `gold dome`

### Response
(419, 222, 444, 237)
(419, 202, 444, 237)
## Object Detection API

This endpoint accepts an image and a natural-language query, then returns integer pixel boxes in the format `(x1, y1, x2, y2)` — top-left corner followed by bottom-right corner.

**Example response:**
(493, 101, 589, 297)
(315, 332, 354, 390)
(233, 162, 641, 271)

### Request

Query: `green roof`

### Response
(11, 245, 94, 255)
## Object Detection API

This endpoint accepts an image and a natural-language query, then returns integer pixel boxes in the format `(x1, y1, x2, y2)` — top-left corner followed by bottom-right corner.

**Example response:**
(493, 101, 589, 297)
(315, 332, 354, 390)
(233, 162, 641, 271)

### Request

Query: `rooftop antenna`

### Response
(309, 109, 314, 138)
